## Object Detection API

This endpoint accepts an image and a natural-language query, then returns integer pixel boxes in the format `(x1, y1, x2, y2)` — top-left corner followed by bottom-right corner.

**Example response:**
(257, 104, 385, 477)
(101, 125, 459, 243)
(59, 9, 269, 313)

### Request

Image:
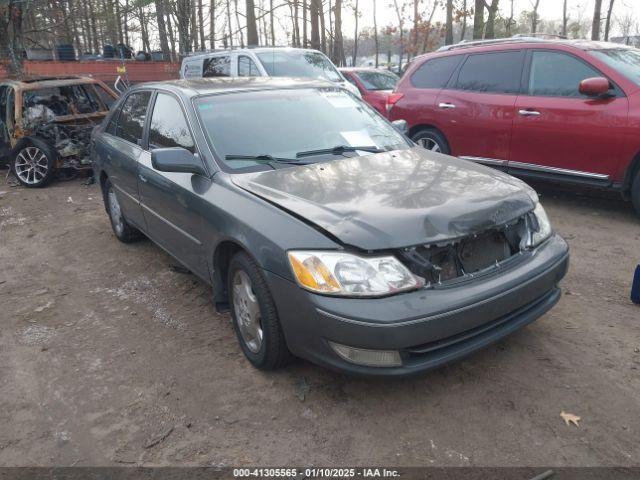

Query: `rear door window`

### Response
(528, 50, 603, 97)
(115, 91, 151, 145)
(148, 93, 195, 153)
(455, 51, 524, 94)
(238, 55, 260, 76)
(411, 55, 462, 89)
(203, 56, 231, 77)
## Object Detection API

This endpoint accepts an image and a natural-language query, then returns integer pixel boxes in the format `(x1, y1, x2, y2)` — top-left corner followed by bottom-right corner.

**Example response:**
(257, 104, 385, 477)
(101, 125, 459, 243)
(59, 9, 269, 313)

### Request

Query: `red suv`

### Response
(388, 38, 640, 213)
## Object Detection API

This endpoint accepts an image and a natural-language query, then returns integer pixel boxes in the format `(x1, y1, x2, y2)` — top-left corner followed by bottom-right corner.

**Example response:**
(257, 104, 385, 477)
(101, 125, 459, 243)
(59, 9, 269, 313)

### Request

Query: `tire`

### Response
(11, 138, 57, 188)
(411, 128, 450, 155)
(103, 178, 143, 243)
(632, 170, 640, 215)
(228, 251, 292, 370)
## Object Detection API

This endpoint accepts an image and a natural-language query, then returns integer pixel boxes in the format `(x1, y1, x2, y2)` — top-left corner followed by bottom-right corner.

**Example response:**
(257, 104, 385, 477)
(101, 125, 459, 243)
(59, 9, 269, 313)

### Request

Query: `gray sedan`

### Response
(91, 77, 569, 376)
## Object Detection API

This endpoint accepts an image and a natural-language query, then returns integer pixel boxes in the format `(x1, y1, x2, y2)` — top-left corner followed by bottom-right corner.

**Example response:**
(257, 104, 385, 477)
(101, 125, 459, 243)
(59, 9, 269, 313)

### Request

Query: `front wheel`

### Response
(228, 252, 291, 370)
(411, 128, 450, 155)
(12, 140, 57, 188)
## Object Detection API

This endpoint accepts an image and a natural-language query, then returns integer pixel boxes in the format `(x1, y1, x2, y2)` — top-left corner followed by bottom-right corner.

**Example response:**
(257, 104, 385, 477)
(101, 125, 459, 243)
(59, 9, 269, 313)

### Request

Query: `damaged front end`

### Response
(397, 206, 552, 288)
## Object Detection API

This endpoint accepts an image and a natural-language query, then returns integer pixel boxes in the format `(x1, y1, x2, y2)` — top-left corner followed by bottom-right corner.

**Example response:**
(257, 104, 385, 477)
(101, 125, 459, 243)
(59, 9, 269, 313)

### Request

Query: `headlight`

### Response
(530, 202, 552, 247)
(287, 251, 424, 297)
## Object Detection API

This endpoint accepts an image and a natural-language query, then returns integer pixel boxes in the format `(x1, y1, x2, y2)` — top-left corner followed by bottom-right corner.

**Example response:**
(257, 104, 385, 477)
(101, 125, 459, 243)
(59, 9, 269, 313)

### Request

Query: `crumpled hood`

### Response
(232, 148, 537, 250)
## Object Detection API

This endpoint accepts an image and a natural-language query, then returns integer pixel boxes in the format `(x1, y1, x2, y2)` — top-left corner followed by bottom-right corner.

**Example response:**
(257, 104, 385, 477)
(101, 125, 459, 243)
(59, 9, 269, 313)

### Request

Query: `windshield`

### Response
(355, 70, 398, 90)
(195, 88, 410, 171)
(257, 51, 343, 82)
(590, 49, 640, 85)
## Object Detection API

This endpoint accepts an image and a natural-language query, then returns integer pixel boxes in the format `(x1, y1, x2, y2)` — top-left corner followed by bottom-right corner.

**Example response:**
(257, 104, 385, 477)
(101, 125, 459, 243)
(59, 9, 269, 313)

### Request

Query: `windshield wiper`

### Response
(295, 145, 384, 158)
(225, 154, 310, 167)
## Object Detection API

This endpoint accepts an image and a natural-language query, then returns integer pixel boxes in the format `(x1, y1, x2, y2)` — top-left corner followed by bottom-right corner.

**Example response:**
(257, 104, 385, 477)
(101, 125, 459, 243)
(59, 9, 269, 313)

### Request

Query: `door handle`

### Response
(438, 102, 456, 109)
(518, 109, 541, 116)
(138, 174, 147, 183)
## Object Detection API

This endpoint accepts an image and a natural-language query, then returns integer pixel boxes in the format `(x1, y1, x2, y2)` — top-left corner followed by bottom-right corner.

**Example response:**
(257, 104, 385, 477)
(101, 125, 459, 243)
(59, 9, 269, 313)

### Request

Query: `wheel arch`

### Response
(622, 151, 640, 197)
(212, 239, 251, 311)
(408, 124, 448, 141)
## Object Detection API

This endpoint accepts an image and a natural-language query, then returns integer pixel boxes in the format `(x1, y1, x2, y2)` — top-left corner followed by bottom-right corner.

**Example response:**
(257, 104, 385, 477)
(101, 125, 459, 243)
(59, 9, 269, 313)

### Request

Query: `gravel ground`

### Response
(0, 172, 639, 468)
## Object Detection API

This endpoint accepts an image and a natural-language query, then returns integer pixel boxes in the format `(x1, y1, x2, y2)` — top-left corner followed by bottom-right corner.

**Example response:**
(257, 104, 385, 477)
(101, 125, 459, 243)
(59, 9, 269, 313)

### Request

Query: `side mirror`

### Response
(579, 77, 611, 97)
(391, 119, 409, 135)
(151, 147, 206, 176)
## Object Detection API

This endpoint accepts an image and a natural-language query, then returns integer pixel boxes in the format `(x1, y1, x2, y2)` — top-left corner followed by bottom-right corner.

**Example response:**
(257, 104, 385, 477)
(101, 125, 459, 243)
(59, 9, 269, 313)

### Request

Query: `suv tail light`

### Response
(386, 92, 404, 114)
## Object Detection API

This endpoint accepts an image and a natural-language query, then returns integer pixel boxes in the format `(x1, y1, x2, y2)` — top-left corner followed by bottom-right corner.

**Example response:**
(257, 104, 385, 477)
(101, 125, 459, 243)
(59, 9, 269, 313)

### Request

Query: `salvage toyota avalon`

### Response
(92, 77, 569, 376)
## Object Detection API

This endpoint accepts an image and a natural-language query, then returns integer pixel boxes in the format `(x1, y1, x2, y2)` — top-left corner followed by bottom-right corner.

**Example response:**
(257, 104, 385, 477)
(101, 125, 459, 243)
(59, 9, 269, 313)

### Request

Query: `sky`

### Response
(338, 0, 640, 38)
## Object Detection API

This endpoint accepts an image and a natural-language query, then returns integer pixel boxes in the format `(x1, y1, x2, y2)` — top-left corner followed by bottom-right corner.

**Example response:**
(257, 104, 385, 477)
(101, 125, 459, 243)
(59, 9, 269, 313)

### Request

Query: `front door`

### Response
(137, 92, 209, 279)
(435, 50, 525, 168)
(509, 49, 628, 182)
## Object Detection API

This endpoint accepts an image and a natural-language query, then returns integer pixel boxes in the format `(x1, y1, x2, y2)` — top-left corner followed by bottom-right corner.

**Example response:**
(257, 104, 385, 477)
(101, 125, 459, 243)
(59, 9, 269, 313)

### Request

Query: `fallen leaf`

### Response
(560, 411, 581, 427)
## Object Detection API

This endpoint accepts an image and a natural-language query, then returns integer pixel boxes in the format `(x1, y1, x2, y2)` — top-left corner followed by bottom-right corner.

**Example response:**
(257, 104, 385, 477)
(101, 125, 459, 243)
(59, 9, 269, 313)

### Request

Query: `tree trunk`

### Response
(319, 1, 326, 52)
(473, 0, 484, 39)
(392, 0, 404, 70)
(445, 0, 453, 45)
(246, 0, 259, 45)
(373, 0, 379, 66)
(270, 0, 275, 45)
(505, 0, 514, 37)
(604, 0, 615, 41)
(352, 0, 359, 66)
(198, 0, 206, 49)
(562, 0, 568, 37)
(166, 7, 177, 57)
(592, 0, 602, 40)
(412, 0, 418, 59)
(177, 0, 192, 53)
(123, 0, 129, 46)
(332, 0, 344, 65)
(138, 5, 151, 51)
(226, 0, 234, 46)
(460, 0, 467, 41)
(484, 0, 499, 40)
(531, 0, 540, 34)
(302, 0, 308, 47)
(156, 1, 171, 58)
(310, 0, 320, 49)
(234, 0, 244, 47)
(210, 0, 215, 49)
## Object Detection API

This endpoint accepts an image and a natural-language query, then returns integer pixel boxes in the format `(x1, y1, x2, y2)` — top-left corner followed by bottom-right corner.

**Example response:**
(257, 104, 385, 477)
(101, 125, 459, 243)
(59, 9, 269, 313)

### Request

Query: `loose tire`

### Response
(632, 170, 640, 215)
(411, 128, 450, 154)
(103, 178, 143, 243)
(228, 251, 291, 370)
(12, 139, 57, 188)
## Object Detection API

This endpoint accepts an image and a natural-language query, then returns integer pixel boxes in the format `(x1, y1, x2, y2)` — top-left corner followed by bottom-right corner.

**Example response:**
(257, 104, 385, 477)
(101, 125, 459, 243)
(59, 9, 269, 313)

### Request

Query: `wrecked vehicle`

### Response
(92, 78, 569, 376)
(0, 76, 117, 187)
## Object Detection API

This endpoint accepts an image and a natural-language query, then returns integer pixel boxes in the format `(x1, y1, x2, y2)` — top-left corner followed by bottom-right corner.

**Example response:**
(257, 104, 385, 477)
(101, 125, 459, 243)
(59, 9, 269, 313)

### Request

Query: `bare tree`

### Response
(562, 0, 568, 37)
(445, 0, 453, 45)
(604, 0, 615, 41)
(373, 0, 379, 66)
(530, 0, 540, 34)
(505, 0, 514, 36)
(484, 0, 499, 39)
(592, 0, 602, 40)
(310, 0, 321, 48)
(392, 0, 405, 69)
(246, 0, 259, 45)
(156, 0, 172, 58)
(460, 0, 468, 41)
(210, 0, 216, 48)
(332, 0, 345, 65)
(473, 0, 484, 39)
(352, 0, 359, 65)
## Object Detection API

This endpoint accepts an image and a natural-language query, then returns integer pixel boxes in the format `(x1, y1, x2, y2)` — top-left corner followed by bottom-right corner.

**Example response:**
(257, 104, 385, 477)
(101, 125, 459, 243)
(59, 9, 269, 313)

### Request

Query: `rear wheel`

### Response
(228, 251, 292, 370)
(103, 178, 143, 243)
(12, 139, 57, 188)
(632, 170, 640, 215)
(411, 128, 450, 155)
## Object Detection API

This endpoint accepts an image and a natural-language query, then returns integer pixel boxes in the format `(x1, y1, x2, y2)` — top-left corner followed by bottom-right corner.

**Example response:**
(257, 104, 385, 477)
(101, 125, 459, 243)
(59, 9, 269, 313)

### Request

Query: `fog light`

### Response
(329, 341, 402, 367)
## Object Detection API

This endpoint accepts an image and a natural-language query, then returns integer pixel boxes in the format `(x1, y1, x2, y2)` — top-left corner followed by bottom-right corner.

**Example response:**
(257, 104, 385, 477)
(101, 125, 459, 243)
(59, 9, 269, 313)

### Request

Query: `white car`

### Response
(180, 47, 361, 97)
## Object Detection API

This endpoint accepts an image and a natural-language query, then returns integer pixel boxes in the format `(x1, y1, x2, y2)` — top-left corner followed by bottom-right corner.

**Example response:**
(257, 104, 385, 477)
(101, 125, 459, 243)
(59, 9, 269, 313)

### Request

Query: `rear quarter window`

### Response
(203, 56, 231, 77)
(455, 51, 524, 94)
(411, 55, 462, 89)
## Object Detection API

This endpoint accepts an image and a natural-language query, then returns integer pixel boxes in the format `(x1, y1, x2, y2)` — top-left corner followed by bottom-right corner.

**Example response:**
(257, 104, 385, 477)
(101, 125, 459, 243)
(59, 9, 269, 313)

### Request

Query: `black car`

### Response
(91, 77, 569, 376)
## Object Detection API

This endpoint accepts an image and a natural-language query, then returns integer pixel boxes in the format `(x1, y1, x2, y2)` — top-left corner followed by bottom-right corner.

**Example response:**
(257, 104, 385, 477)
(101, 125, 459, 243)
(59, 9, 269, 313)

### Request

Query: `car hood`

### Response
(231, 148, 538, 250)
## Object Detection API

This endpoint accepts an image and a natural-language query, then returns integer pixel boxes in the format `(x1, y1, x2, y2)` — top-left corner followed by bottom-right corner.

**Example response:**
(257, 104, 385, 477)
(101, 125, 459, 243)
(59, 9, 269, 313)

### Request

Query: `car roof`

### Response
(130, 77, 338, 97)
(184, 47, 325, 60)
(0, 76, 103, 90)
(433, 37, 635, 56)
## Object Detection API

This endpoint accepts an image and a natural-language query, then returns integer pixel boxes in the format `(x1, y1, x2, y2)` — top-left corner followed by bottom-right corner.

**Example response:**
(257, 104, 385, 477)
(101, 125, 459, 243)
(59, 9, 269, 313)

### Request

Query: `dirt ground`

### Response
(0, 170, 639, 468)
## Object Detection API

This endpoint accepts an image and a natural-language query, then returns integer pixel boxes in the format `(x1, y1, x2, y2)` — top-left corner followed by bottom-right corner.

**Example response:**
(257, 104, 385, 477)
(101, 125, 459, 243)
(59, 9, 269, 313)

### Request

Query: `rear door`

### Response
(509, 49, 628, 181)
(95, 90, 151, 229)
(435, 50, 525, 167)
(137, 91, 209, 279)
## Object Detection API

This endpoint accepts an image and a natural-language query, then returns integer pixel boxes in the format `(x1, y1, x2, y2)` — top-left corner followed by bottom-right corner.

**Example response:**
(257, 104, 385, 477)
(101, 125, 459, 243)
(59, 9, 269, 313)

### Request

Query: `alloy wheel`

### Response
(232, 269, 263, 353)
(14, 147, 49, 185)
(108, 188, 124, 236)
(417, 137, 442, 152)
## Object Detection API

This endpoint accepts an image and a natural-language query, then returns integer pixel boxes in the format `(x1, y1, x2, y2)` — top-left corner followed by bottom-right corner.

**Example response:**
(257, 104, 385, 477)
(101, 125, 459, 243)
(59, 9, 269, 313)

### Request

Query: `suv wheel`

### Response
(103, 179, 143, 243)
(632, 170, 640, 215)
(228, 251, 292, 370)
(12, 139, 56, 188)
(411, 128, 450, 155)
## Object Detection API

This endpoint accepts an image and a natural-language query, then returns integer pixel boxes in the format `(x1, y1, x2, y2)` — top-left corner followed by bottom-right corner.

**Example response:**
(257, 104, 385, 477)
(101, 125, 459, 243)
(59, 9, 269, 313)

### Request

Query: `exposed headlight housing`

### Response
(529, 202, 552, 247)
(287, 251, 424, 297)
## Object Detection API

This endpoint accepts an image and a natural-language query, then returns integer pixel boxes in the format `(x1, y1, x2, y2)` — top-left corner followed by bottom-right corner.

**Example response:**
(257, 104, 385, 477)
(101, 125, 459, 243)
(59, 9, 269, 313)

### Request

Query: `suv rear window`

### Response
(455, 51, 523, 94)
(411, 56, 462, 89)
